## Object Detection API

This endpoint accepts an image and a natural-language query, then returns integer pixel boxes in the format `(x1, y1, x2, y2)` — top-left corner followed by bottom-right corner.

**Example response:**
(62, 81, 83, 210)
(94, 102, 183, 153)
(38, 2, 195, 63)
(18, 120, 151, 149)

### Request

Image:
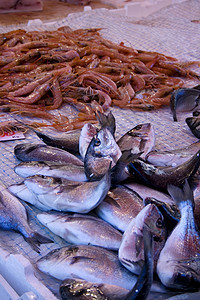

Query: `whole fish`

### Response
(186, 116, 200, 139)
(0, 188, 52, 252)
(157, 180, 200, 290)
(118, 204, 166, 275)
(84, 127, 121, 181)
(59, 229, 154, 300)
(129, 150, 200, 191)
(22, 172, 111, 213)
(14, 143, 84, 166)
(37, 212, 122, 250)
(95, 185, 144, 232)
(117, 123, 155, 160)
(170, 88, 200, 121)
(14, 161, 87, 182)
(146, 141, 200, 167)
(36, 244, 166, 293)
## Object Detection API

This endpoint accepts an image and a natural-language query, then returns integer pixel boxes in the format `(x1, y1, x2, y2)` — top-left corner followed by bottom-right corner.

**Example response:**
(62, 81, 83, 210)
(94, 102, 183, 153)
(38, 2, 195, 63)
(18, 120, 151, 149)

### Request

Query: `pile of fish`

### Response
(1, 111, 200, 299)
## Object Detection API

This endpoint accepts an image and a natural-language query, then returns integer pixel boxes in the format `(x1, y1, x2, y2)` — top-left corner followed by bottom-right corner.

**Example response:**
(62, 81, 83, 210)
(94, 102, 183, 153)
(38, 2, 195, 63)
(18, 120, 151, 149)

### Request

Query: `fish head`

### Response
(14, 161, 49, 177)
(143, 204, 165, 240)
(92, 128, 121, 163)
(24, 175, 63, 194)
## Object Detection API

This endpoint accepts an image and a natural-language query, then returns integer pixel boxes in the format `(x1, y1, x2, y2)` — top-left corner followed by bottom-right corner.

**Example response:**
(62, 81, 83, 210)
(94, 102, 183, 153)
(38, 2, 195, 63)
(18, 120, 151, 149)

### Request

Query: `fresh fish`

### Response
(157, 180, 200, 290)
(144, 197, 180, 233)
(60, 279, 128, 300)
(124, 182, 174, 204)
(170, 88, 200, 121)
(23, 172, 111, 213)
(0, 188, 52, 252)
(37, 212, 122, 250)
(186, 116, 200, 139)
(84, 127, 121, 181)
(14, 143, 83, 166)
(95, 185, 144, 232)
(36, 244, 166, 293)
(9, 182, 53, 211)
(14, 161, 87, 181)
(117, 123, 155, 159)
(59, 229, 153, 300)
(146, 141, 200, 167)
(124, 227, 153, 300)
(79, 123, 97, 159)
(118, 204, 166, 275)
(129, 150, 200, 191)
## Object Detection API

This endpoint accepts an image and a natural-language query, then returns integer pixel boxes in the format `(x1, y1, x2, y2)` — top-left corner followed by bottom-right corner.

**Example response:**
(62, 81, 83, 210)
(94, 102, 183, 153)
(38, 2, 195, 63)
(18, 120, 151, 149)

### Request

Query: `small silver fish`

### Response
(14, 143, 83, 166)
(22, 172, 111, 213)
(117, 123, 155, 159)
(118, 204, 166, 275)
(37, 212, 122, 250)
(95, 185, 144, 232)
(157, 180, 200, 290)
(0, 188, 52, 252)
(14, 161, 87, 181)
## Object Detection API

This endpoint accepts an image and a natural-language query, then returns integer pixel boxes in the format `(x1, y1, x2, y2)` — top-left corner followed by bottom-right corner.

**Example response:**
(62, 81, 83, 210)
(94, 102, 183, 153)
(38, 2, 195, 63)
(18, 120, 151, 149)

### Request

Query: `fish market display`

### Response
(0, 27, 200, 130)
(37, 212, 122, 250)
(157, 180, 200, 290)
(0, 186, 52, 253)
(118, 203, 166, 275)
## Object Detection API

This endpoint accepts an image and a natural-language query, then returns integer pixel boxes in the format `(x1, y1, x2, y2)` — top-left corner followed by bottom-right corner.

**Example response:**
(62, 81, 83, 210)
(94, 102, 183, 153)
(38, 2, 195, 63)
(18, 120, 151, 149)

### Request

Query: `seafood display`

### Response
(0, 27, 200, 131)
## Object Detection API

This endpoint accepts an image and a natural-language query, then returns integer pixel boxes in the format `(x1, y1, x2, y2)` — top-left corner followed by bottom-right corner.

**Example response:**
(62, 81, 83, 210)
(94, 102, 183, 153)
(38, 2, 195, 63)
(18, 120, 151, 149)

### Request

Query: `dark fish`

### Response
(117, 123, 155, 159)
(118, 203, 166, 275)
(170, 88, 200, 121)
(95, 185, 144, 232)
(157, 180, 200, 290)
(14, 161, 87, 181)
(146, 141, 200, 167)
(37, 212, 122, 250)
(14, 143, 83, 166)
(0, 187, 52, 253)
(124, 227, 153, 300)
(186, 116, 200, 139)
(129, 150, 200, 191)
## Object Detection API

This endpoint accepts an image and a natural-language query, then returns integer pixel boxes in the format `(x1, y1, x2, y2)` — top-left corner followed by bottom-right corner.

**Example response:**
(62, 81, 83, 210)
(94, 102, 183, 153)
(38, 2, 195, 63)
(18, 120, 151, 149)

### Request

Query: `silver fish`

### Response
(170, 88, 200, 122)
(0, 188, 52, 252)
(23, 172, 111, 213)
(14, 143, 83, 166)
(146, 141, 200, 167)
(37, 212, 122, 250)
(79, 123, 97, 159)
(14, 161, 87, 181)
(118, 204, 166, 275)
(117, 123, 155, 160)
(84, 128, 121, 181)
(95, 185, 144, 232)
(157, 180, 200, 290)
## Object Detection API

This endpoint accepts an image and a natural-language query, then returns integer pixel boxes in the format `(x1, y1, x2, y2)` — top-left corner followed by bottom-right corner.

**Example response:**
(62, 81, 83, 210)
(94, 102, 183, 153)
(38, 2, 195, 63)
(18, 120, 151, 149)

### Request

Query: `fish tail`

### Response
(167, 179, 195, 210)
(25, 232, 53, 253)
(95, 111, 116, 136)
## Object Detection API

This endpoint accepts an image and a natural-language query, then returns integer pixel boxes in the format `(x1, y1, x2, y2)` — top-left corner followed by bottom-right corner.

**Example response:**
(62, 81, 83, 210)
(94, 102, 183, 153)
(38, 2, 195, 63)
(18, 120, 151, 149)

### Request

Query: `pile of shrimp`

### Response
(0, 26, 199, 131)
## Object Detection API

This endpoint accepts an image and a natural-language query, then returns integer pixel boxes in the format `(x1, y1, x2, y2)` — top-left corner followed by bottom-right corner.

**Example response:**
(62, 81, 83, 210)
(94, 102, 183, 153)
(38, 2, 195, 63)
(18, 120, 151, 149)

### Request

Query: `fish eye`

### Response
(134, 125, 142, 130)
(156, 218, 163, 228)
(94, 138, 101, 147)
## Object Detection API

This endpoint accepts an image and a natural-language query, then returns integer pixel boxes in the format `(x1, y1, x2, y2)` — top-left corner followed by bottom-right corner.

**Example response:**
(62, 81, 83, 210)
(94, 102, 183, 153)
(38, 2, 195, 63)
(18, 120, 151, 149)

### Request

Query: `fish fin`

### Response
(135, 232, 143, 257)
(95, 111, 116, 136)
(25, 232, 53, 253)
(167, 179, 195, 210)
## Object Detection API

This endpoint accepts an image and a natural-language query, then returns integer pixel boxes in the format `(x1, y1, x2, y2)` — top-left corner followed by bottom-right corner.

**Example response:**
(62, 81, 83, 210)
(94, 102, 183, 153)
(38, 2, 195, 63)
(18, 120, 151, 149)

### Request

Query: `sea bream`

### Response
(14, 143, 83, 166)
(0, 187, 52, 252)
(157, 180, 200, 291)
(14, 161, 87, 181)
(20, 171, 111, 213)
(37, 212, 122, 250)
(118, 203, 166, 275)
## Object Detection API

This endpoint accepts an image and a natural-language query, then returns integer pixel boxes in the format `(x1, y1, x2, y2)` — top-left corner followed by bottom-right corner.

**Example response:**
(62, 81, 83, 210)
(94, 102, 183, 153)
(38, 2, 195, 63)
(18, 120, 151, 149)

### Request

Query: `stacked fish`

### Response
(2, 111, 200, 299)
